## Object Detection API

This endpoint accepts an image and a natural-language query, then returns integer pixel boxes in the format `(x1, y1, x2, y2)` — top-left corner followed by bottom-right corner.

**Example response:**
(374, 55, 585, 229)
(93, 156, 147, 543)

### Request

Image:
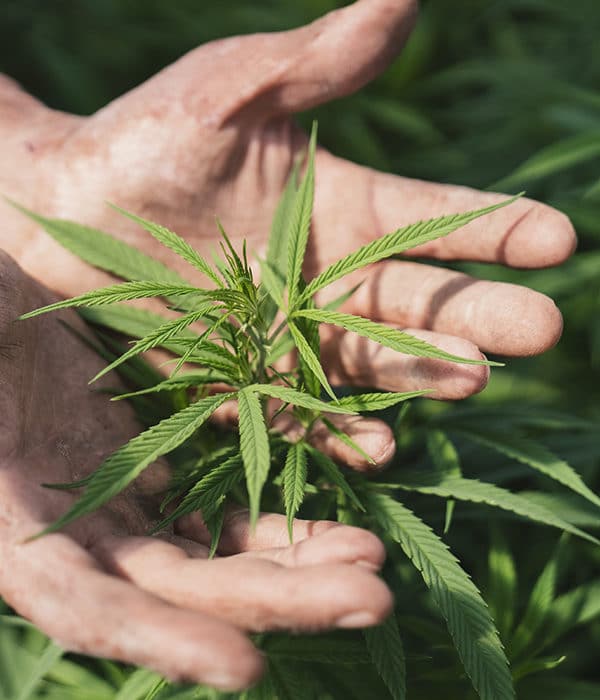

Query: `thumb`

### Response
(128, 0, 418, 125)
(255, 0, 419, 115)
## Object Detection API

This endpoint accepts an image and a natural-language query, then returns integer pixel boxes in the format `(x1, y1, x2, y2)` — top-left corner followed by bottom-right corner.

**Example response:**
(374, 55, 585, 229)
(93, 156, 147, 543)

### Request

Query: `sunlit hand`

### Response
(0, 0, 575, 463)
(0, 252, 392, 690)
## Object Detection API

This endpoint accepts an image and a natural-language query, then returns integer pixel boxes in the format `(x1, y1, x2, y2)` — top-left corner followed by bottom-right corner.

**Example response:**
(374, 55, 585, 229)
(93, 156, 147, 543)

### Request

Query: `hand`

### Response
(0, 252, 392, 690)
(0, 1, 574, 436)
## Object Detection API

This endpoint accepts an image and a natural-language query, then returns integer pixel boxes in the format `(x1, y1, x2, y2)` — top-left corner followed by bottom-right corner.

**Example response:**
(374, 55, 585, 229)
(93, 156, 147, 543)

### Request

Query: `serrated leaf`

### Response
(364, 615, 406, 700)
(6, 200, 187, 285)
(293, 309, 500, 366)
(282, 443, 308, 540)
(151, 452, 243, 533)
(306, 446, 364, 511)
(286, 123, 317, 309)
(335, 390, 430, 412)
(299, 196, 522, 303)
(20, 281, 198, 319)
(109, 204, 223, 287)
(91, 304, 214, 383)
(288, 320, 336, 399)
(113, 370, 231, 401)
(364, 491, 514, 700)
(250, 383, 355, 415)
(457, 428, 600, 510)
(30, 393, 234, 538)
(238, 388, 271, 528)
(384, 474, 599, 544)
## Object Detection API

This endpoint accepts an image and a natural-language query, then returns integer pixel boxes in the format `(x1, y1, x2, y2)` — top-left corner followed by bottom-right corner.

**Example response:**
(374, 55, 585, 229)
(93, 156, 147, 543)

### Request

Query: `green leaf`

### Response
(511, 655, 566, 682)
(364, 615, 406, 700)
(288, 320, 336, 399)
(238, 387, 271, 528)
(538, 580, 600, 651)
(6, 200, 187, 284)
(487, 528, 517, 641)
(91, 304, 214, 382)
(510, 536, 568, 660)
(282, 443, 308, 540)
(427, 430, 462, 533)
(321, 416, 374, 465)
(265, 634, 370, 665)
(306, 445, 364, 511)
(258, 258, 285, 309)
(383, 474, 599, 544)
(15, 642, 63, 700)
(113, 370, 231, 401)
(20, 281, 198, 319)
(109, 204, 223, 287)
(364, 491, 514, 700)
(250, 383, 355, 415)
(113, 669, 163, 700)
(299, 196, 522, 303)
(293, 309, 500, 366)
(31, 393, 234, 538)
(286, 123, 318, 310)
(491, 129, 600, 190)
(335, 390, 430, 412)
(457, 429, 600, 510)
(151, 452, 243, 533)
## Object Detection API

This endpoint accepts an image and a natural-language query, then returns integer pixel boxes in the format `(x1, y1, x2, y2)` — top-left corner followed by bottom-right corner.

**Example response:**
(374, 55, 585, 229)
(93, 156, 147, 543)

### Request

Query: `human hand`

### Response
(0, 252, 392, 690)
(0, 1, 574, 403)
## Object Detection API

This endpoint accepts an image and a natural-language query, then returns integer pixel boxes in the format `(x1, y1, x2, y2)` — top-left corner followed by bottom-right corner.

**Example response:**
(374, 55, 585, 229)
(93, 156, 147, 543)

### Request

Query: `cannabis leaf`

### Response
(282, 442, 308, 539)
(238, 387, 271, 528)
(298, 195, 523, 304)
(293, 308, 500, 366)
(364, 615, 406, 700)
(29, 392, 234, 539)
(365, 491, 515, 700)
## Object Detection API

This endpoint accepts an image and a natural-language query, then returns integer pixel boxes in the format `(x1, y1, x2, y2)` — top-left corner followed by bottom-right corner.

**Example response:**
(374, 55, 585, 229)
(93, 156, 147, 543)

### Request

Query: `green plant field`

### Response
(1, 1, 599, 699)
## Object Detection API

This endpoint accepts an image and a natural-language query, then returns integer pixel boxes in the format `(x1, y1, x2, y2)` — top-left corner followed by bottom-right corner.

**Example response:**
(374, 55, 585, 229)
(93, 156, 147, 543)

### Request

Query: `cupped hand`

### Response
(0, 252, 392, 690)
(0, 0, 575, 460)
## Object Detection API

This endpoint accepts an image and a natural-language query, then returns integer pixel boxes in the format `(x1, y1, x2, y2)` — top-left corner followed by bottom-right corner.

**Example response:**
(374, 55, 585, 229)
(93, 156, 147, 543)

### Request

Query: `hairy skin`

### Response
(0, 0, 576, 687)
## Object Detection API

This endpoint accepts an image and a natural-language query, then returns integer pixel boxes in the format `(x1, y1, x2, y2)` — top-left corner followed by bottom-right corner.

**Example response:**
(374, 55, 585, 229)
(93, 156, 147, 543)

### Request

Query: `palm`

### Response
(0, 253, 391, 688)
(1, 2, 574, 407)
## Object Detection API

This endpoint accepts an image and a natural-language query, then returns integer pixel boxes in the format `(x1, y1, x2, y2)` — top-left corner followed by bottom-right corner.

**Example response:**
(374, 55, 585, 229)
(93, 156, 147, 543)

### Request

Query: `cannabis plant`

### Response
(14, 124, 600, 700)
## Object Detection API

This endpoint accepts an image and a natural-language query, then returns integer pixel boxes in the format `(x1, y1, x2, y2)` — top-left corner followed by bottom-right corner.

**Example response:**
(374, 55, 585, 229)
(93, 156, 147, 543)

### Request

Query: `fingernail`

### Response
(336, 611, 378, 628)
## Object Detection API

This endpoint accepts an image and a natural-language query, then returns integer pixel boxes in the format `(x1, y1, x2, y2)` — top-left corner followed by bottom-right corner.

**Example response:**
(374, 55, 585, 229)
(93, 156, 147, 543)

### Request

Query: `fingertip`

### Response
(502, 200, 578, 268)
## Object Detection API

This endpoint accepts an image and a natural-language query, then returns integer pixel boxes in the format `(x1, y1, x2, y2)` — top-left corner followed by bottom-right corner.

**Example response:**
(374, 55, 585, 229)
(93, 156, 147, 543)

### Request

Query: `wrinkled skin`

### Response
(0, 0, 576, 689)
(0, 253, 392, 689)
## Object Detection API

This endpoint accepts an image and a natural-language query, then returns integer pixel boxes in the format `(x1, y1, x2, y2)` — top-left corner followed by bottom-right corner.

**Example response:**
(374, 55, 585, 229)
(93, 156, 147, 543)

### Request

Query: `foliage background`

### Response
(1, 0, 599, 698)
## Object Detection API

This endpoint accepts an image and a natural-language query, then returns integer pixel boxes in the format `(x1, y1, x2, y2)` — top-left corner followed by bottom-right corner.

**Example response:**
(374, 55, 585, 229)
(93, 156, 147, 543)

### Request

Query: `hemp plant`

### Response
(16, 124, 600, 700)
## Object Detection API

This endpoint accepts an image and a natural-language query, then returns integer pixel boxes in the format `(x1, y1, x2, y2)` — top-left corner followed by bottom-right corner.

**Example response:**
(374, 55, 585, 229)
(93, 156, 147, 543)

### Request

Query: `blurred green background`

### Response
(1, 1, 599, 699)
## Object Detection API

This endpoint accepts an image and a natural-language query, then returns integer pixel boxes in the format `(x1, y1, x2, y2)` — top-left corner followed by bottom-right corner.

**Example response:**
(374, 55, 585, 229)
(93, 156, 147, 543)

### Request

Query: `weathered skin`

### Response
(0, 252, 392, 689)
(0, 0, 576, 688)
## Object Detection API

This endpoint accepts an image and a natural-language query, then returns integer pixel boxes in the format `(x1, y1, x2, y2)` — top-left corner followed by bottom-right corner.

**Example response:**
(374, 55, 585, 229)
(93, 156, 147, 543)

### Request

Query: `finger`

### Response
(178, 509, 386, 568)
(348, 260, 563, 356)
(2, 533, 263, 690)
(274, 412, 395, 471)
(133, 0, 417, 122)
(314, 153, 577, 269)
(322, 326, 490, 400)
(92, 534, 393, 632)
(212, 398, 395, 471)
